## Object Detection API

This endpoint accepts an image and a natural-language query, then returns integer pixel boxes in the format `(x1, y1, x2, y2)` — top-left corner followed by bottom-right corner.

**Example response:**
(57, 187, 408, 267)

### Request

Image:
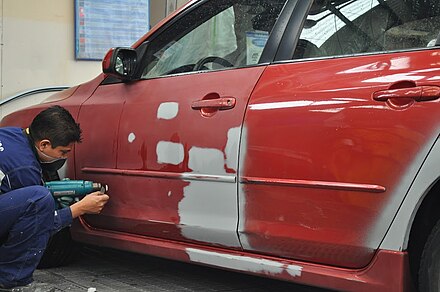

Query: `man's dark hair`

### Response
(29, 105, 82, 147)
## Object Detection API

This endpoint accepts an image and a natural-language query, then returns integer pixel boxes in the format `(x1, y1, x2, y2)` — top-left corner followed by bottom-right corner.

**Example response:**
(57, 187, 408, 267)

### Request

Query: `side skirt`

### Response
(71, 219, 413, 292)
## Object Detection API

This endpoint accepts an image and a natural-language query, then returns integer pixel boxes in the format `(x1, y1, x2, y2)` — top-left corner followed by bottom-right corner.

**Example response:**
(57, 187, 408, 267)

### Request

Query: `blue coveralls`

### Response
(0, 127, 72, 288)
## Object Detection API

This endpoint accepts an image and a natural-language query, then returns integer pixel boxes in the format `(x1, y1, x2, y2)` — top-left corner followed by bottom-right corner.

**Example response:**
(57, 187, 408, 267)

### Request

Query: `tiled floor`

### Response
(34, 246, 329, 292)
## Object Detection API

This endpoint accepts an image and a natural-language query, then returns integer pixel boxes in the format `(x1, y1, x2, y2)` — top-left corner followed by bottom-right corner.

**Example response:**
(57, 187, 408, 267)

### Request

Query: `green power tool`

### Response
(44, 179, 108, 207)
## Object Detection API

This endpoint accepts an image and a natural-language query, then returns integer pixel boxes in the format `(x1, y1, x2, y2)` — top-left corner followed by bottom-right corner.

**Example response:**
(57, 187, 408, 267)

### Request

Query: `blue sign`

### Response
(75, 0, 150, 60)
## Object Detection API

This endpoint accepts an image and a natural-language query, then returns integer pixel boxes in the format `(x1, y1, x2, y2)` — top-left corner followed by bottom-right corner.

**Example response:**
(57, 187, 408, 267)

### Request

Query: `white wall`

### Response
(1, 1, 103, 96)
(150, 0, 190, 28)
(0, 0, 101, 119)
(0, 0, 188, 120)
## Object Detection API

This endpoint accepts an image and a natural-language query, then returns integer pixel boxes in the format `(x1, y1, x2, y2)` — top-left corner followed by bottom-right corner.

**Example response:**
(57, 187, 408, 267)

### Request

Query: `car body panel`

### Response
(0, 75, 104, 127)
(72, 218, 411, 292)
(239, 50, 440, 268)
(381, 134, 440, 251)
(1, 0, 440, 290)
(75, 67, 266, 248)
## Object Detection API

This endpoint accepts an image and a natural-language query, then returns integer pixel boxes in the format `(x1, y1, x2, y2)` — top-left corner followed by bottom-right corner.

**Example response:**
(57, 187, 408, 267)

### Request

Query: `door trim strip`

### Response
(240, 176, 386, 193)
(82, 167, 236, 183)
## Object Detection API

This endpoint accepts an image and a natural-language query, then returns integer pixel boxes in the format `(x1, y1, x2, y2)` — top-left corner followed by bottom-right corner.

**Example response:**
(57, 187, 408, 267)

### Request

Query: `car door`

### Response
(78, 0, 291, 248)
(239, 0, 440, 268)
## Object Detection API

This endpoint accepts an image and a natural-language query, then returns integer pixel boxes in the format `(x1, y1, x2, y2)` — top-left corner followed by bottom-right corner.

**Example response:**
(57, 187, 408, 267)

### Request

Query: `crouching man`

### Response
(0, 106, 109, 291)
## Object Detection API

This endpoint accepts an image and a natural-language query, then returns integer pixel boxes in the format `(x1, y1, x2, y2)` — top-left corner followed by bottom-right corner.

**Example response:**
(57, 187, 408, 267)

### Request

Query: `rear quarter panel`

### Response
(239, 49, 440, 268)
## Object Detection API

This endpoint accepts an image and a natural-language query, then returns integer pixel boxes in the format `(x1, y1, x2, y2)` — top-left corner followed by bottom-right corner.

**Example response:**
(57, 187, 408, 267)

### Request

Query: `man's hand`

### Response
(70, 191, 110, 219)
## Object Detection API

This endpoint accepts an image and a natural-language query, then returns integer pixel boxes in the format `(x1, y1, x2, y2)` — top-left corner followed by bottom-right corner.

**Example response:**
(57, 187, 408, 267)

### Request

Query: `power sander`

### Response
(44, 179, 108, 207)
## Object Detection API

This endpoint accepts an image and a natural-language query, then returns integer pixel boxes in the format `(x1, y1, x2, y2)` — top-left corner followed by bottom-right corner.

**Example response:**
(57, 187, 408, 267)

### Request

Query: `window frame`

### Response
(275, 0, 440, 64)
(130, 0, 296, 81)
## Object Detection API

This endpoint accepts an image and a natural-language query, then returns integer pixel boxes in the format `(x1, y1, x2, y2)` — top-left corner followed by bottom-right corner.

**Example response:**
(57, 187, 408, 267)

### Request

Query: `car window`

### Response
(141, 0, 288, 79)
(293, 0, 440, 59)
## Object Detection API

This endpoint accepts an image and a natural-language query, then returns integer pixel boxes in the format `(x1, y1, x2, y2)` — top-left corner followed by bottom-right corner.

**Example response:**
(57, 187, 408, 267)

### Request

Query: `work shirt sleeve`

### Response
(1, 166, 42, 194)
(53, 207, 73, 235)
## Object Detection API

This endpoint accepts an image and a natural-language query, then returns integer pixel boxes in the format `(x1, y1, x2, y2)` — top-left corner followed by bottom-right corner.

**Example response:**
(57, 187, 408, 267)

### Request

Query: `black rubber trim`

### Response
(259, 0, 299, 63)
(274, 0, 313, 62)
(436, 31, 440, 46)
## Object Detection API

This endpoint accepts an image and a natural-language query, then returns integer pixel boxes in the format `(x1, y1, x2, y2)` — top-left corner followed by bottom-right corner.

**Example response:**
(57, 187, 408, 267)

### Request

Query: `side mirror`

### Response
(102, 47, 138, 81)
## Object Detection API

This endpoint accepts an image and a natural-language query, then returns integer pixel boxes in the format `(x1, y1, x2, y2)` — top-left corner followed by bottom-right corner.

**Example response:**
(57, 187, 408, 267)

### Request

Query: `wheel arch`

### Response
(380, 134, 440, 283)
(407, 178, 440, 283)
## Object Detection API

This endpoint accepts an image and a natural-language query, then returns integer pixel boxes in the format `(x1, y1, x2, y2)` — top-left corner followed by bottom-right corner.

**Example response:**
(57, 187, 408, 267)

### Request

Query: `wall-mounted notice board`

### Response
(75, 0, 150, 60)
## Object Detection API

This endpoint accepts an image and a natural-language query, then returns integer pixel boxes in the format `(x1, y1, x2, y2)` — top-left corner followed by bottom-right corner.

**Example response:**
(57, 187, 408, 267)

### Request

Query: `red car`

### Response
(2, 0, 440, 291)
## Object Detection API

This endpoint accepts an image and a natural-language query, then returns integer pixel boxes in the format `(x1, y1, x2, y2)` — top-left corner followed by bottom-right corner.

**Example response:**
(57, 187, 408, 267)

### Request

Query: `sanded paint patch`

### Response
(179, 181, 239, 247)
(286, 265, 302, 277)
(156, 141, 184, 165)
(186, 248, 302, 276)
(188, 147, 225, 174)
(128, 133, 136, 143)
(157, 102, 179, 120)
(179, 146, 240, 247)
(225, 127, 240, 171)
(237, 126, 250, 248)
(238, 184, 251, 247)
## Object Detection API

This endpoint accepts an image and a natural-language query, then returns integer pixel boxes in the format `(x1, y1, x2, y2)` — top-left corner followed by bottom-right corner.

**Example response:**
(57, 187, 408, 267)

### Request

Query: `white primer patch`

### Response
(156, 141, 184, 165)
(128, 133, 136, 143)
(186, 248, 302, 276)
(157, 102, 179, 120)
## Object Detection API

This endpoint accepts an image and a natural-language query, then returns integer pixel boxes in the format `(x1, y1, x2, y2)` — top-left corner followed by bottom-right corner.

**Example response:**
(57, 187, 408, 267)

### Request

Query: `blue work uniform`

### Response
(0, 127, 73, 288)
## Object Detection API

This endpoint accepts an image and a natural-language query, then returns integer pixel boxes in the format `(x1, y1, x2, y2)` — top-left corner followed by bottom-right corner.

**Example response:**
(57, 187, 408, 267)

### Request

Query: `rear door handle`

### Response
(191, 97, 236, 110)
(373, 86, 440, 102)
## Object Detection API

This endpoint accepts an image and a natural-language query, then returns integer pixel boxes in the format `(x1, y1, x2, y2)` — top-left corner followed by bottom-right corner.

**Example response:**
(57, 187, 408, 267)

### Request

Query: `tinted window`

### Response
(141, 0, 287, 79)
(293, 0, 440, 59)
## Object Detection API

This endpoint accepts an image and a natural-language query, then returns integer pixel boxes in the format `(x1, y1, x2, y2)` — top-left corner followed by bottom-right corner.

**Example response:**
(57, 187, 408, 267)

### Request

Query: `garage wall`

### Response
(151, 0, 189, 26)
(0, 1, 101, 102)
(0, 0, 188, 120)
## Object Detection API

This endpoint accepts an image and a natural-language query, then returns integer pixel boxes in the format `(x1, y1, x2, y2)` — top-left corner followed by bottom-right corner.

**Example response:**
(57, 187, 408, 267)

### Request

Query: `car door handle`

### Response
(373, 86, 440, 102)
(191, 97, 236, 110)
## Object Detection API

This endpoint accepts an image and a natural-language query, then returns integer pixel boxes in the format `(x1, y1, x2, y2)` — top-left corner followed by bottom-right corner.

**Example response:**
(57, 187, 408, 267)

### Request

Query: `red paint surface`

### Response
(1, 46, 437, 292)
(240, 50, 440, 268)
(2, 3, 439, 288)
(74, 67, 265, 246)
(72, 219, 411, 292)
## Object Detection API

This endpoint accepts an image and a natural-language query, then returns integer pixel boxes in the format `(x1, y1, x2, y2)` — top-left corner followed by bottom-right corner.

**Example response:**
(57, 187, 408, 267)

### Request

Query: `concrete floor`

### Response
(34, 246, 331, 292)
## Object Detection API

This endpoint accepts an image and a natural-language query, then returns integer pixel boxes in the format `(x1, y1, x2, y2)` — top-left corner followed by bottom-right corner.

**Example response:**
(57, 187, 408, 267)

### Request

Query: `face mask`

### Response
(36, 147, 67, 171)
(40, 158, 67, 172)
